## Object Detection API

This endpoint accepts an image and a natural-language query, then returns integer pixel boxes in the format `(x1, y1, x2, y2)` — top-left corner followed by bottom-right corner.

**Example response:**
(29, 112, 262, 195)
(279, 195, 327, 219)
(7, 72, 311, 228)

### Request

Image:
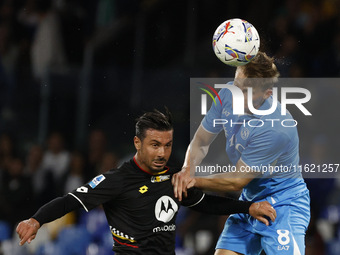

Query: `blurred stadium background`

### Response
(0, 0, 340, 254)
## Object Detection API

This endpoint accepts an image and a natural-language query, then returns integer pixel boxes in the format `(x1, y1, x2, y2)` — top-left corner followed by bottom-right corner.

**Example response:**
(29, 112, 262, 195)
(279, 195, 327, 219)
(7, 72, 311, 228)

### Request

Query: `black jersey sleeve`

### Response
(181, 188, 253, 215)
(32, 194, 81, 226)
(69, 171, 124, 212)
(180, 187, 205, 207)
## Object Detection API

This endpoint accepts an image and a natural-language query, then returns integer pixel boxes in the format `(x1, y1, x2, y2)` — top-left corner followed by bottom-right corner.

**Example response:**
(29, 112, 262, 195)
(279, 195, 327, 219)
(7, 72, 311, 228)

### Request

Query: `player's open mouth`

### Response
(153, 161, 165, 167)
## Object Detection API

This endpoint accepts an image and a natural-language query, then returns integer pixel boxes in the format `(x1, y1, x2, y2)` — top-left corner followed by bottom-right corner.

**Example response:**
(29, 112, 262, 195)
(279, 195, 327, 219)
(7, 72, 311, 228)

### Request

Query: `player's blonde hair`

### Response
(237, 52, 280, 91)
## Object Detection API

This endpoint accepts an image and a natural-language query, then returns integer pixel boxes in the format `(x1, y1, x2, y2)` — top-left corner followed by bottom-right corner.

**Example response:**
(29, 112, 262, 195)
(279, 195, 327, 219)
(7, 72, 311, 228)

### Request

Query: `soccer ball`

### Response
(212, 18, 260, 67)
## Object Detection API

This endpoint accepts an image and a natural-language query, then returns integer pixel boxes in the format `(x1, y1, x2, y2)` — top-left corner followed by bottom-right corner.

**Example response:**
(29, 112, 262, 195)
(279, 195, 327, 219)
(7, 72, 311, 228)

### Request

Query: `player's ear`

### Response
(264, 88, 272, 99)
(134, 136, 141, 150)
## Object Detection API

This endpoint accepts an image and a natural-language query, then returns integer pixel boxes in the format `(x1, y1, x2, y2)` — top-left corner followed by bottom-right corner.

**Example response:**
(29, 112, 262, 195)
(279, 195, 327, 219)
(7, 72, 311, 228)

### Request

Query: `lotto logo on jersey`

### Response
(139, 185, 148, 194)
(89, 174, 106, 189)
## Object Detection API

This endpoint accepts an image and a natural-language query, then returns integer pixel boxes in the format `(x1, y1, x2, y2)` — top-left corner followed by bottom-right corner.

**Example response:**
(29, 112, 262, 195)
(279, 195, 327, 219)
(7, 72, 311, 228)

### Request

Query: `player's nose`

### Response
(157, 146, 165, 157)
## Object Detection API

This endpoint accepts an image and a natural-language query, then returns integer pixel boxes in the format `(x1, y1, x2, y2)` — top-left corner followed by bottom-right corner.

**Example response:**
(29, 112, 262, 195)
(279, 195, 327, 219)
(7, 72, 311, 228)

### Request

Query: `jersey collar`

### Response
(251, 96, 274, 119)
(132, 156, 169, 175)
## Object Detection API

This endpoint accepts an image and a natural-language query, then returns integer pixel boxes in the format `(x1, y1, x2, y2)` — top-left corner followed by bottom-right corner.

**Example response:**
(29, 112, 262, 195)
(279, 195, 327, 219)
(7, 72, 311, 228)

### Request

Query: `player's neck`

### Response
(133, 154, 154, 175)
(133, 154, 168, 175)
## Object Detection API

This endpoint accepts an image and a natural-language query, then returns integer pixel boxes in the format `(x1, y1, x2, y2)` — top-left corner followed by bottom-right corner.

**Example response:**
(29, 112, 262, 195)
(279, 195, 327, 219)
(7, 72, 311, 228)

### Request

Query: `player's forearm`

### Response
(189, 143, 210, 167)
(194, 160, 256, 192)
(184, 125, 217, 169)
(195, 177, 246, 192)
(190, 194, 252, 215)
(32, 194, 81, 226)
(182, 143, 209, 173)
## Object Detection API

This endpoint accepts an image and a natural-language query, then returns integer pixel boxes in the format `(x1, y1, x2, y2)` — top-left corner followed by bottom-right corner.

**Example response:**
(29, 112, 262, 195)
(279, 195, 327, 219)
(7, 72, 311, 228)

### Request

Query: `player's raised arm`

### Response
(172, 124, 218, 201)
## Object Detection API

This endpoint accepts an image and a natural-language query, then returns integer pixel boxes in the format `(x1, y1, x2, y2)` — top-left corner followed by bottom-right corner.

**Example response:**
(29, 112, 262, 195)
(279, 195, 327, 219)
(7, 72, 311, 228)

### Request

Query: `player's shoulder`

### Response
(250, 122, 284, 135)
(116, 159, 141, 172)
(249, 122, 292, 147)
(88, 169, 124, 189)
(167, 167, 181, 175)
(95, 160, 133, 182)
(152, 166, 180, 177)
(219, 82, 234, 98)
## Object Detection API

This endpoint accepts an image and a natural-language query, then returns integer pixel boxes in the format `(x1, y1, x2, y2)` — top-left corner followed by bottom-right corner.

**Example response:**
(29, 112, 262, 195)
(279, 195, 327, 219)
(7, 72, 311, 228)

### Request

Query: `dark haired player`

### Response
(17, 109, 276, 254)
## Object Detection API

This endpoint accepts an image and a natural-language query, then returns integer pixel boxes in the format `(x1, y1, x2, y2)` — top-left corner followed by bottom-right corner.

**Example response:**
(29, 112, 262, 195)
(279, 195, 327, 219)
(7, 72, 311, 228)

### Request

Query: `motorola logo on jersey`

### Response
(153, 224, 176, 233)
(155, 196, 178, 223)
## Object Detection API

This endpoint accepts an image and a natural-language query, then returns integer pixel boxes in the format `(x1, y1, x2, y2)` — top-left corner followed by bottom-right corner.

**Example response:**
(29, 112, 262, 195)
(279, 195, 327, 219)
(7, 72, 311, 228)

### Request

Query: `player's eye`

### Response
(151, 143, 159, 148)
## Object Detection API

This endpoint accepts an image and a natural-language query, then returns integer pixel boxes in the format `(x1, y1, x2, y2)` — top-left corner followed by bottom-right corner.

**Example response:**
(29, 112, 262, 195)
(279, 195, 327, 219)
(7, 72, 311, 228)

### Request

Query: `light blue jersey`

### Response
(202, 83, 308, 202)
(201, 82, 310, 255)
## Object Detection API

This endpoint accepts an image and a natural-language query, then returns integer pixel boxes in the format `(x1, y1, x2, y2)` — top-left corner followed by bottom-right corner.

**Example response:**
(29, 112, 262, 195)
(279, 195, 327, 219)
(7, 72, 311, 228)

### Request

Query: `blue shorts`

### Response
(216, 192, 310, 255)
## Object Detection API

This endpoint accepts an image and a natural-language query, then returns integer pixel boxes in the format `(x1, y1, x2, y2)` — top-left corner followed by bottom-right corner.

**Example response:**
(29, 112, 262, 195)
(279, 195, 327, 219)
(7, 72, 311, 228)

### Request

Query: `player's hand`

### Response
(172, 166, 195, 201)
(249, 201, 276, 226)
(16, 218, 40, 246)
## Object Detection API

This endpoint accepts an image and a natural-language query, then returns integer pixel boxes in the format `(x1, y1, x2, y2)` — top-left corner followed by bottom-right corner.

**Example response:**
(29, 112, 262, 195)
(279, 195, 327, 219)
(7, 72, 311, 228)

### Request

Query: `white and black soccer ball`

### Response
(212, 18, 260, 67)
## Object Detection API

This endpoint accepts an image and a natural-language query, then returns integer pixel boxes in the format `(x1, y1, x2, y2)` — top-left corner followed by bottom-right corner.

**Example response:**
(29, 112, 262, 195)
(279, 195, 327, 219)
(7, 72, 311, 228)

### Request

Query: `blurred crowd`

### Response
(0, 129, 120, 230)
(0, 0, 340, 254)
